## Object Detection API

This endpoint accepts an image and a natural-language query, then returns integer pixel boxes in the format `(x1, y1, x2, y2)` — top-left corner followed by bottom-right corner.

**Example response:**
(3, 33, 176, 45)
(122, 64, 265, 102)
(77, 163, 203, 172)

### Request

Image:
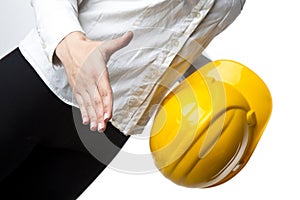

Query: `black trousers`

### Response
(0, 49, 130, 199)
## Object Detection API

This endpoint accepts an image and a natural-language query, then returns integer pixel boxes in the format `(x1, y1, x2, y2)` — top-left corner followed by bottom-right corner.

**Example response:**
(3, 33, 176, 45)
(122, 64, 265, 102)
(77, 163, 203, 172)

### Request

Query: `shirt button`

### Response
(172, 39, 179, 47)
(195, 12, 201, 18)
(41, 42, 46, 49)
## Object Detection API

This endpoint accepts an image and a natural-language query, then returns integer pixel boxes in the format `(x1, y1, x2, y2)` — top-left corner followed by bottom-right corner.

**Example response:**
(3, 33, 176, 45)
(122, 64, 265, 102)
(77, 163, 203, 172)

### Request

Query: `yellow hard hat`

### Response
(150, 60, 272, 188)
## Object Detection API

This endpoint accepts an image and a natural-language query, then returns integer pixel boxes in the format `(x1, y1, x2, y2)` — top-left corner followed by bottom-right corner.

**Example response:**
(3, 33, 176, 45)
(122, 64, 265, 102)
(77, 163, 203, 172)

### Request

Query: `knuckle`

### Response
(94, 98, 102, 106)
(100, 48, 109, 61)
(74, 90, 81, 95)
(77, 101, 84, 109)
(100, 92, 108, 97)
(100, 90, 111, 97)
(85, 101, 92, 108)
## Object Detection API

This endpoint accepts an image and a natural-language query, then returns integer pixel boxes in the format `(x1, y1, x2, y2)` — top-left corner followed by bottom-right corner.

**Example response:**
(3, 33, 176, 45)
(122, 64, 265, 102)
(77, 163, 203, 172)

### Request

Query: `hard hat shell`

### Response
(150, 60, 272, 188)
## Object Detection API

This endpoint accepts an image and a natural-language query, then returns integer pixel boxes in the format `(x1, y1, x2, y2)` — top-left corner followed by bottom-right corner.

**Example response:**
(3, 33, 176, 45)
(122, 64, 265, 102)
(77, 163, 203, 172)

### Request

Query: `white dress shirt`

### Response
(19, 0, 244, 135)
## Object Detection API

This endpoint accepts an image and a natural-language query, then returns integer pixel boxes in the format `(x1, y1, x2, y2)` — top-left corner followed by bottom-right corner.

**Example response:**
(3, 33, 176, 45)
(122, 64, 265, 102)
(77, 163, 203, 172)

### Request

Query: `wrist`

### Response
(55, 31, 88, 66)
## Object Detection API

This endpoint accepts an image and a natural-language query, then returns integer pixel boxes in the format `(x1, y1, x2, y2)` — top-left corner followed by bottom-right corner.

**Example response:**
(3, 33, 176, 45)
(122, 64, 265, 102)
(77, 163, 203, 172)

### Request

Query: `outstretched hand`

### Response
(55, 31, 134, 132)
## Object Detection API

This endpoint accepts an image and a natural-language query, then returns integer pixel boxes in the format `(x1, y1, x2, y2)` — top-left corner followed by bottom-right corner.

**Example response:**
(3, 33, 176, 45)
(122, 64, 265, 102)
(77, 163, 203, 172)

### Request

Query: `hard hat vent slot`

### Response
(247, 110, 257, 127)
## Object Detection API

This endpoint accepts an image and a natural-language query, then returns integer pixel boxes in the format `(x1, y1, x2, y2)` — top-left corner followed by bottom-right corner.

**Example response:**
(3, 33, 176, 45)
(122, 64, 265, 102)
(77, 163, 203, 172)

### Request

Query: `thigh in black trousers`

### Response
(0, 49, 130, 199)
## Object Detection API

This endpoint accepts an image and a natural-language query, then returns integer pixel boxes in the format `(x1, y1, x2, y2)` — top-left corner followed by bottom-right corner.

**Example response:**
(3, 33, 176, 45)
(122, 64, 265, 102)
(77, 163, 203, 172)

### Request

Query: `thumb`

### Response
(103, 31, 134, 59)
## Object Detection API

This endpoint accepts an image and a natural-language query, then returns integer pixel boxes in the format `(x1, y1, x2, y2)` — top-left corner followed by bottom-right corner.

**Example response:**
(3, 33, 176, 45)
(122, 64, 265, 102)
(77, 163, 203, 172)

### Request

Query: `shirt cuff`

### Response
(31, 0, 85, 63)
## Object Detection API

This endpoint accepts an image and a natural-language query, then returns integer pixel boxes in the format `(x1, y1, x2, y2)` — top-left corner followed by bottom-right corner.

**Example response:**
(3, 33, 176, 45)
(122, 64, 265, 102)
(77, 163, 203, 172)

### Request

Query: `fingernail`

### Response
(82, 117, 89, 125)
(98, 122, 104, 132)
(104, 113, 109, 121)
(90, 122, 97, 131)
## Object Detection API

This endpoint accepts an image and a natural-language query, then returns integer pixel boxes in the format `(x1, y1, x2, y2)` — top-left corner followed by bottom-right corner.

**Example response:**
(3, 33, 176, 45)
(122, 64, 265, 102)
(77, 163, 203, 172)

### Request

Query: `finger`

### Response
(97, 70, 113, 130)
(103, 31, 134, 58)
(75, 93, 90, 125)
(90, 86, 106, 133)
(101, 85, 113, 123)
(82, 91, 98, 131)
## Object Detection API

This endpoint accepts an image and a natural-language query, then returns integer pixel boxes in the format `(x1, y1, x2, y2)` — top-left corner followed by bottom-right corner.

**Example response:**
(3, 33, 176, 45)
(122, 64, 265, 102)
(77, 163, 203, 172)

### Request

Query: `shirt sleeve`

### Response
(31, 0, 85, 63)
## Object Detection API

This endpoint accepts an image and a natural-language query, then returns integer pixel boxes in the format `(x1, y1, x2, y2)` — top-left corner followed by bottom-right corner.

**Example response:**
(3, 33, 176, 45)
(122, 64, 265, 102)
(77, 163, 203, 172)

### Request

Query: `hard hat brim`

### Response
(198, 60, 272, 186)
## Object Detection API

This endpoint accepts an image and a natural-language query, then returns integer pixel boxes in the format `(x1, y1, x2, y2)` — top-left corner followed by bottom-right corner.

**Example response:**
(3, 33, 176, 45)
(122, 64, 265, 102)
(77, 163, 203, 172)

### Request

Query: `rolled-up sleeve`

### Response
(31, 0, 84, 63)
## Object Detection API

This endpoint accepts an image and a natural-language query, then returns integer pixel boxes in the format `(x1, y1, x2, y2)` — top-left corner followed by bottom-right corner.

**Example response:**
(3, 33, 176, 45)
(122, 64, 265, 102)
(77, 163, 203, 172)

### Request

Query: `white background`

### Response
(1, 0, 300, 199)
